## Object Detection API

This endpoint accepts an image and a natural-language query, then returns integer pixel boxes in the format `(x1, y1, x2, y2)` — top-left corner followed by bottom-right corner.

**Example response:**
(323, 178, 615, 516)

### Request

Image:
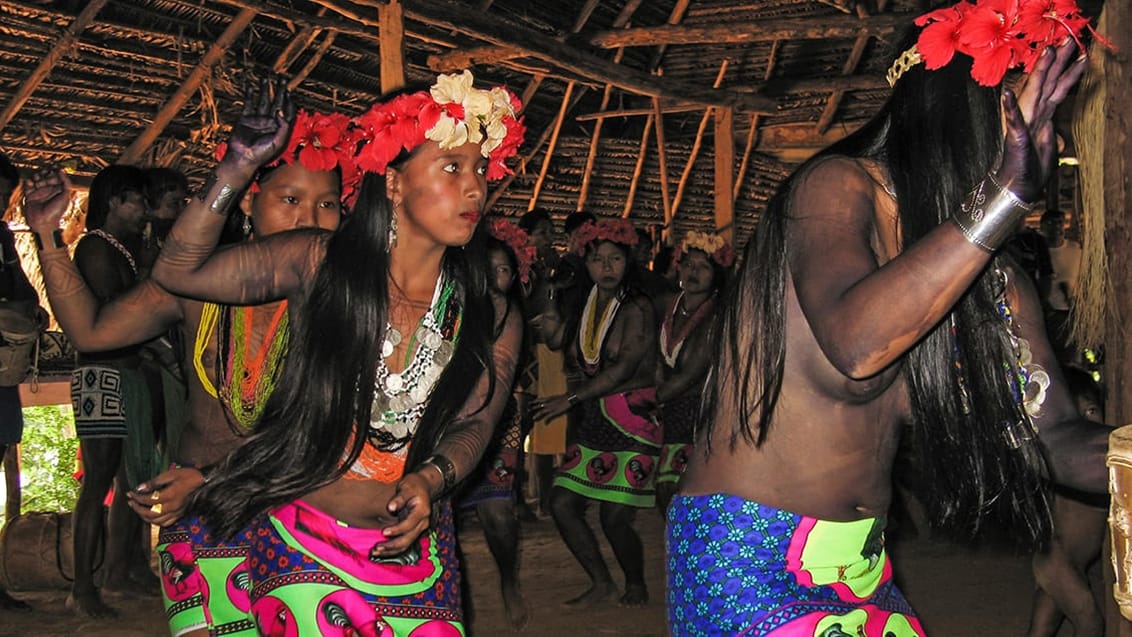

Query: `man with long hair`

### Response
(667, 3, 1110, 634)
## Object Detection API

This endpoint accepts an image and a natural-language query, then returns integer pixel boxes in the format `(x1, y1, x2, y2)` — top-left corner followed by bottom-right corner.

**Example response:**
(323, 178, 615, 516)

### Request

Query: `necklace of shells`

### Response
(369, 273, 460, 447)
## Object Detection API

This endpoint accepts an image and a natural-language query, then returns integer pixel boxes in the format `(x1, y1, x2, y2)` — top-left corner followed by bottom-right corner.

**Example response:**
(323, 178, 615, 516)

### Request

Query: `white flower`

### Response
(426, 114, 469, 149)
(462, 88, 493, 123)
(430, 70, 474, 105)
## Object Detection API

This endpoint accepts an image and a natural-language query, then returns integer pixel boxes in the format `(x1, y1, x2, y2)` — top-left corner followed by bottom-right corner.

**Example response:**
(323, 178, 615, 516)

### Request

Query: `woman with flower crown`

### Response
(654, 231, 731, 513)
(531, 217, 659, 608)
(453, 217, 536, 630)
(133, 72, 525, 636)
(24, 115, 346, 631)
(667, 2, 1112, 635)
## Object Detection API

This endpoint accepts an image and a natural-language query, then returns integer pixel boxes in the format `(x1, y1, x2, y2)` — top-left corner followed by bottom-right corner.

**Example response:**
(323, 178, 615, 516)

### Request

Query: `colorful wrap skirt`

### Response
(554, 387, 662, 508)
(459, 400, 521, 510)
(158, 513, 257, 637)
(666, 494, 925, 637)
(658, 394, 698, 485)
(247, 498, 464, 636)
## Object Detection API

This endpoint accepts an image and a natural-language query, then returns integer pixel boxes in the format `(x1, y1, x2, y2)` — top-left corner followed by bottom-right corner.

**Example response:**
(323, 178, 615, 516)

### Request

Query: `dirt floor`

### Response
(0, 506, 1115, 636)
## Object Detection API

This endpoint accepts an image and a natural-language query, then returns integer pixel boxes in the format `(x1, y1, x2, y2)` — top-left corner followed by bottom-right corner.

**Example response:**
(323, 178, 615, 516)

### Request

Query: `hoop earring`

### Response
(242, 214, 253, 238)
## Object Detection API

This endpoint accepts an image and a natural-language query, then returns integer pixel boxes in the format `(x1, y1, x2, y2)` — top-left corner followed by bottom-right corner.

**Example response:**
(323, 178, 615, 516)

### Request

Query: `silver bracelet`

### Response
(951, 174, 1034, 252)
(196, 173, 239, 215)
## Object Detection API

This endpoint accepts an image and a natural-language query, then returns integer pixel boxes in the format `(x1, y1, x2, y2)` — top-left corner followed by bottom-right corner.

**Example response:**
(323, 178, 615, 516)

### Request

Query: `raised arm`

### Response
(150, 79, 320, 305)
(790, 42, 1086, 381)
(24, 168, 182, 351)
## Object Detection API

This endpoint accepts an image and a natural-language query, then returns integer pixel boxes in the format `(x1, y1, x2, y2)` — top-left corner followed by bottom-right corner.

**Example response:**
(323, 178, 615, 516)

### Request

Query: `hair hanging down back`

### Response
(193, 163, 498, 540)
(702, 27, 1052, 547)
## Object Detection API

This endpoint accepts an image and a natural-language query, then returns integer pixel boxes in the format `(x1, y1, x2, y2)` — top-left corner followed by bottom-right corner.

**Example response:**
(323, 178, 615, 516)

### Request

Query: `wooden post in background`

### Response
(379, 0, 405, 92)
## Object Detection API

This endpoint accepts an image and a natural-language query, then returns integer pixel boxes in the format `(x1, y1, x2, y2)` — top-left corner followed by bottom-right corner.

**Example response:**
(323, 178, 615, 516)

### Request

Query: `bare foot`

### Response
(502, 585, 529, 630)
(0, 589, 31, 611)
(66, 591, 118, 618)
(619, 584, 648, 608)
(562, 581, 616, 608)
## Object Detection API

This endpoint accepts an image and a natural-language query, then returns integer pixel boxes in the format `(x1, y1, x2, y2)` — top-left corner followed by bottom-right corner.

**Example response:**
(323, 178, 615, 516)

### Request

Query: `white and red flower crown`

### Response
(888, 0, 1106, 88)
(674, 230, 734, 268)
(572, 219, 638, 256)
(487, 218, 537, 284)
(218, 71, 526, 208)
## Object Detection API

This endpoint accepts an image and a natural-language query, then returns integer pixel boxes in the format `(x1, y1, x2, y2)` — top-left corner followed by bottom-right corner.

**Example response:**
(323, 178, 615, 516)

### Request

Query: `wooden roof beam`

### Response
(590, 13, 907, 48)
(816, 1, 887, 134)
(755, 121, 866, 150)
(119, 7, 257, 164)
(0, 0, 109, 134)
(403, 0, 776, 113)
(379, 0, 405, 91)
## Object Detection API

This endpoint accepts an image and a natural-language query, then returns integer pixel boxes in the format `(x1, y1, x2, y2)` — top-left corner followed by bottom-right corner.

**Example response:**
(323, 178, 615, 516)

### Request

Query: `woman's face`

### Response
(489, 248, 515, 295)
(585, 241, 627, 293)
(243, 162, 342, 236)
(677, 250, 715, 296)
(387, 140, 487, 250)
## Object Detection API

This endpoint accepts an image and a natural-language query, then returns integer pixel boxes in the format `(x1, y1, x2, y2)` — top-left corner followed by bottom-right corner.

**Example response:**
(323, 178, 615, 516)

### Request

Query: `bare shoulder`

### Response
(791, 156, 877, 201)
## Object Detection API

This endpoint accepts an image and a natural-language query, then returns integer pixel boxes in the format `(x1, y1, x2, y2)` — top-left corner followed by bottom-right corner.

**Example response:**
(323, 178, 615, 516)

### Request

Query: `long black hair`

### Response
(704, 26, 1051, 545)
(195, 155, 497, 539)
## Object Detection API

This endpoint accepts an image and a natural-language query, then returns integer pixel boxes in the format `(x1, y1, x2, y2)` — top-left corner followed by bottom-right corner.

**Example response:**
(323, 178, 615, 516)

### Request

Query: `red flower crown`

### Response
(889, 0, 1106, 88)
(487, 218, 537, 284)
(353, 70, 525, 182)
(217, 71, 526, 209)
(674, 230, 735, 268)
(216, 108, 363, 204)
(572, 219, 638, 256)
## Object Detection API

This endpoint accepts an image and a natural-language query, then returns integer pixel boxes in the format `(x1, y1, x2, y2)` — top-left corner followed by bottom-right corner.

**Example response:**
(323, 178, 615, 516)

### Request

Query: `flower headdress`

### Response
(887, 0, 1106, 88)
(487, 218, 538, 284)
(572, 219, 638, 255)
(353, 70, 525, 181)
(674, 230, 735, 268)
(216, 109, 363, 204)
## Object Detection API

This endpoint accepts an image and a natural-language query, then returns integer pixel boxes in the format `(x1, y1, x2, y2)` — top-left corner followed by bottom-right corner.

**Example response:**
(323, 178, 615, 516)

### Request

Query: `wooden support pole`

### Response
(714, 105, 735, 241)
(379, 0, 405, 92)
(288, 31, 337, 91)
(272, 9, 326, 74)
(0, 0, 110, 134)
(671, 61, 728, 222)
(403, 0, 775, 113)
(528, 81, 575, 211)
(736, 41, 779, 202)
(119, 7, 257, 164)
(591, 13, 907, 48)
(816, 3, 876, 134)
(621, 114, 654, 219)
(652, 96, 673, 235)
(577, 50, 625, 213)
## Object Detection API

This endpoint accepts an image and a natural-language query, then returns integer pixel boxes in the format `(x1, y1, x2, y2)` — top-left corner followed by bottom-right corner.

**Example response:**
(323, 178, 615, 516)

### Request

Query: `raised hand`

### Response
(22, 167, 72, 234)
(219, 76, 296, 174)
(997, 41, 1088, 201)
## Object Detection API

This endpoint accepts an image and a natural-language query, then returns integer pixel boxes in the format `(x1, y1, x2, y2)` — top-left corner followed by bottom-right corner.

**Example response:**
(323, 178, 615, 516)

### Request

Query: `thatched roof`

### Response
(0, 0, 961, 244)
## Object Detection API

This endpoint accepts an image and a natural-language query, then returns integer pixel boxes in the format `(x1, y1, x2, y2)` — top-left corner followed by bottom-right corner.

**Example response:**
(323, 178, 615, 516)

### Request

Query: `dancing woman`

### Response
(654, 231, 731, 512)
(532, 218, 659, 608)
(668, 3, 1110, 635)
(150, 72, 525, 635)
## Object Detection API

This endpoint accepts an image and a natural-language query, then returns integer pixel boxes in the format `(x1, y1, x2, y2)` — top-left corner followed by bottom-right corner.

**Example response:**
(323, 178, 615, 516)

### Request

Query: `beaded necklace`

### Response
(88, 229, 137, 275)
(659, 292, 715, 369)
(578, 286, 620, 374)
(369, 274, 462, 451)
(193, 301, 290, 432)
(992, 267, 1050, 448)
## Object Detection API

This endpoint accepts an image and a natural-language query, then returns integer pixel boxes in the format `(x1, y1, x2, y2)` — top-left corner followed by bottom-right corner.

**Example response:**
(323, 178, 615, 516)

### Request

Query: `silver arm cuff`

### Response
(951, 174, 1035, 252)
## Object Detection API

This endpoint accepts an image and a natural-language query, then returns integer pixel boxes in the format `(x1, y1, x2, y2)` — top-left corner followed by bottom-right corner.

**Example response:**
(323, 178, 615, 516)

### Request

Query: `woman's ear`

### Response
(385, 169, 401, 209)
(238, 188, 255, 218)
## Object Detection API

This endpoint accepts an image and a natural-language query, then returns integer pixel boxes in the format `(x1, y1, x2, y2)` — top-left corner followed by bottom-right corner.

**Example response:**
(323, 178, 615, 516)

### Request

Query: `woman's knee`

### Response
(549, 487, 585, 522)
